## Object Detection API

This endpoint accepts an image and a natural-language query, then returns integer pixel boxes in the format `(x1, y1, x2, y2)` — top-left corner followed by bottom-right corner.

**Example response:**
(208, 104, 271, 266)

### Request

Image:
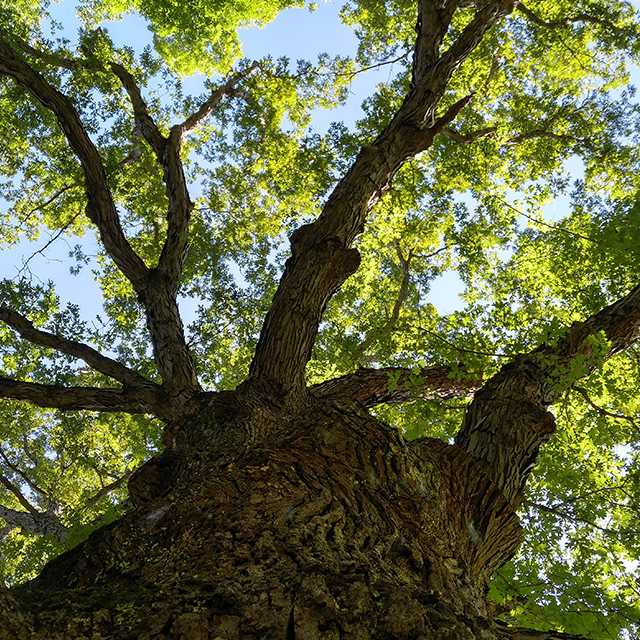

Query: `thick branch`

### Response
(158, 63, 260, 284)
(412, 0, 459, 86)
(496, 623, 593, 640)
(0, 377, 163, 416)
(1, 40, 201, 399)
(0, 34, 148, 290)
(246, 1, 517, 407)
(456, 283, 640, 508)
(0, 307, 155, 390)
(311, 365, 481, 407)
(0, 472, 38, 515)
(0, 504, 67, 542)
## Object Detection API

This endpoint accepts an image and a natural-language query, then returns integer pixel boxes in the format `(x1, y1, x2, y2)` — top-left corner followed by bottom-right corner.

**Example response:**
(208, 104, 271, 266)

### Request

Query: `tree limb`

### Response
(504, 129, 594, 150)
(0, 377, 163, 416)
(517, 3, 639, 39)
(246, 0, 518, 408)
(496, 621, 594, 640)
(0, 34, 148, 290)
(456, 282, 640, 508)
(572, 384, 639, 429)
(177, 62, 260, 138)
(0, 504, 67, 542)
(358, 243, 417, 357)
(412, 0, 459, 86)
(0, 36, 201, 401)
(0, 472, 38, 515)
(523, 499, 633, 536)
(108, 62, 167, 157)
(0, 307, 156, 390)
(310, 365, 482, 407)
(0, 447, 49, 501)
(84, 469, 133, 510)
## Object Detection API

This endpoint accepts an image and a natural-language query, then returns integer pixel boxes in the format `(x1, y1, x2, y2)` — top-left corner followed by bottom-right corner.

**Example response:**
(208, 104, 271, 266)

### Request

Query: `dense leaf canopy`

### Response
(1, 0, 640, 637)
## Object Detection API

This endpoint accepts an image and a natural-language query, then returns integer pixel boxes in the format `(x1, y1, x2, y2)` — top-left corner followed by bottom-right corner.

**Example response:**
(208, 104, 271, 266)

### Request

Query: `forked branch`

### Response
(0, 307, 156, 390)
(0, 34, 148, 291)
(246, 0, 518, 408)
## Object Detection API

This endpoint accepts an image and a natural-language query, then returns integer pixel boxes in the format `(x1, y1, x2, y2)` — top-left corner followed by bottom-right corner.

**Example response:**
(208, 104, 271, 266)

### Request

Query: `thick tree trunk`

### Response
(1, 395, 525, 640)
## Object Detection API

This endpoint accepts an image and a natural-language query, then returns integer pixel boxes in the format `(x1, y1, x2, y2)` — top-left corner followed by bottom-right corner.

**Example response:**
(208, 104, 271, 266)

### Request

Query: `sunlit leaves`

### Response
(2, 0, 640, 635)
(78, 0, 307, 74)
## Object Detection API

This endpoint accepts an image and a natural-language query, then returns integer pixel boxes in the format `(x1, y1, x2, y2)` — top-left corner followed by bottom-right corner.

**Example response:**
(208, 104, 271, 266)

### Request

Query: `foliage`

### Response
(1, 0, 640, 637)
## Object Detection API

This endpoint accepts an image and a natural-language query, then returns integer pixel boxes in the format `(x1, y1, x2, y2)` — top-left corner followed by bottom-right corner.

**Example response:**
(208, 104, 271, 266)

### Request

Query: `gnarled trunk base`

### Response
(1, 400, 521, 639)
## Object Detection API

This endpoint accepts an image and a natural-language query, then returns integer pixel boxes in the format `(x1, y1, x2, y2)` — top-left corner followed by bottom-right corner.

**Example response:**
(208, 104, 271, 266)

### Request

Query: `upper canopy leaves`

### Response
(1, 0, 640, 636)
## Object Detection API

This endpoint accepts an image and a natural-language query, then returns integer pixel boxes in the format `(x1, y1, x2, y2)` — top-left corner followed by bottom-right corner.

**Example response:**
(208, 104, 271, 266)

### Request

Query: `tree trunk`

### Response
(1, 394, 525, 640)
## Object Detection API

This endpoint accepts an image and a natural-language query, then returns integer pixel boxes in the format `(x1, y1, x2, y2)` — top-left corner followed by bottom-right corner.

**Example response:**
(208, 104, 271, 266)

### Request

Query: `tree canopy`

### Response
(1, 0, 640, 638)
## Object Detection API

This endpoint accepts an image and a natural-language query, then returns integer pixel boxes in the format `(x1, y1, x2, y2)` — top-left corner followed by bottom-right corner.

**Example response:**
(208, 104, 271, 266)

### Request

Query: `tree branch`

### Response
(358, 243, 418, 358)
(0, 504, 67, 542)
(504, 129, 595, 151)
(0, 34, 148, 290)
(1, 37, 201, 401)
(0, 447, 49, 501)
(523, 499, 632, 536)
(0, 307, 156, 390)
(245, 1, 518, 408)
(108, 62, 167, 157)
(0, 472, 38, 515)
(412, 0, 459, 86)
(496, 621, 597, 640)
(441, 125, 497, 143)
(572, 384, 640, 429)
(84, 469, 133, 510)
(311, 365, 482, 407)
(177, 62, 260, 138)
(456, 282, 640, 508)
(517, 3, 639, 39)
(0, 377, 163, 416)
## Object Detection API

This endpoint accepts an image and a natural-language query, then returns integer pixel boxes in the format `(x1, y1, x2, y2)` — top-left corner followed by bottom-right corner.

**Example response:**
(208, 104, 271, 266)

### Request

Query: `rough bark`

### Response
(311, 365, 482, 407)
(246, 1, 519, 409)
(457, 283, 640, 508)
(0, 398, 525, 640)
(0, 4, 633, 639)
(0, 377, 163, 415)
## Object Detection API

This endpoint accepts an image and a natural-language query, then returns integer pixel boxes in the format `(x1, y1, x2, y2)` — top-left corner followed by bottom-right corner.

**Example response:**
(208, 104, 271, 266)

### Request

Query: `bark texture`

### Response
(0, 398, 524, 640)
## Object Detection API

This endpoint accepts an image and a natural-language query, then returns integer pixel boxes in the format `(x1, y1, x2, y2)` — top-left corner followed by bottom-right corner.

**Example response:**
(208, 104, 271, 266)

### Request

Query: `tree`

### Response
(0, 0, 640, 637)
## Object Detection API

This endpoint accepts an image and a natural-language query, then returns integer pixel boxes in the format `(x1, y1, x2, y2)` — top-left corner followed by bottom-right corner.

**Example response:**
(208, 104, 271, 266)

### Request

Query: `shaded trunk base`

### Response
(1, 400, 521, 639)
